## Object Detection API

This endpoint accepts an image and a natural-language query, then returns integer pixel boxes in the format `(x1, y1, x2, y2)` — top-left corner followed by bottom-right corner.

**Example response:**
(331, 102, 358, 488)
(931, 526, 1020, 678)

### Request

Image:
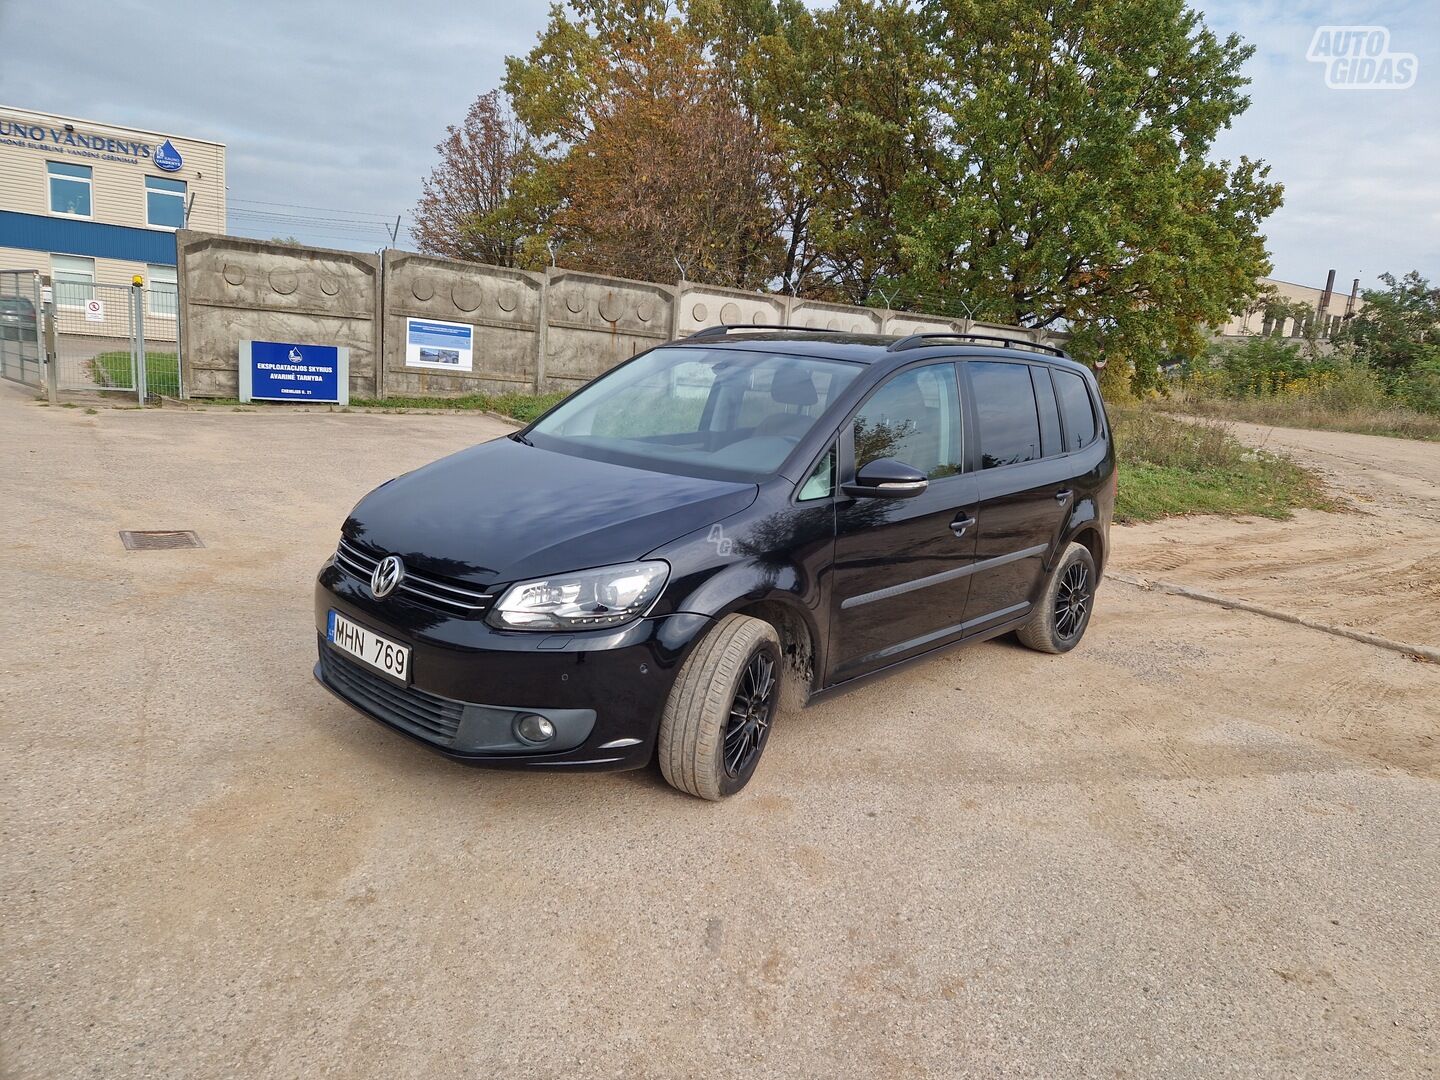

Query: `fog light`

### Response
(515, 713, 556, 745)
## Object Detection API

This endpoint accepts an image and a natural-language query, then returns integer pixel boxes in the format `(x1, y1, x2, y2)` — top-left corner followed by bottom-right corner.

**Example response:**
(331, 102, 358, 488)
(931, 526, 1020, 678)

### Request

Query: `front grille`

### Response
(334, 536, 495, 616)
(318, 643, 464, 746)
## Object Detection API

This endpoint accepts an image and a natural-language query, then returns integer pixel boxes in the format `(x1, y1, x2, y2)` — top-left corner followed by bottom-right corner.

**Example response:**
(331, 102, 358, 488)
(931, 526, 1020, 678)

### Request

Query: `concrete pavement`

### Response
(2, 383, 1436, 1079)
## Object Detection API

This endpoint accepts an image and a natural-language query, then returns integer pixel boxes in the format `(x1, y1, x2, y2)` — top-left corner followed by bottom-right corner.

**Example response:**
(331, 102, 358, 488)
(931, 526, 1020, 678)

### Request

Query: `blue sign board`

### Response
(241, 340, 346, 403)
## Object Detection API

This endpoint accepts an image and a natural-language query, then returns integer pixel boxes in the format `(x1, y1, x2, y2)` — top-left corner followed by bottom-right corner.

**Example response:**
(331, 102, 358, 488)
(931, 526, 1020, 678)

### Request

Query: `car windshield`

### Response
(525, 346, 863, 481)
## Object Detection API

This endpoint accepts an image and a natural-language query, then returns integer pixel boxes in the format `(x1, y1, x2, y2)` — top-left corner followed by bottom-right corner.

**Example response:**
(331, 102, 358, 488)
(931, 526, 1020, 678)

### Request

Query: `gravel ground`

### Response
(1114, 419, 1440, 650)
(2, 384, 1436, 1079)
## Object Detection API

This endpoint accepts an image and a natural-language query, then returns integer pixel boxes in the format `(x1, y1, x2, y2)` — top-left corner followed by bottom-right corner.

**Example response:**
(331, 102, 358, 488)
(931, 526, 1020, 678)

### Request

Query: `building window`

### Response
(147, 264, 178, 317)
(51, 255, 96, 308)
(145, 176, 186, 229)
(47, 161, 92, 217)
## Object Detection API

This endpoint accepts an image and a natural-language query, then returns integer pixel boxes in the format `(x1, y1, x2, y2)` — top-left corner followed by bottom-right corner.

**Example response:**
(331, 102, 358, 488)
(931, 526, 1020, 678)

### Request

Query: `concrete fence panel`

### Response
(883, 311, 966, 336)
(969, 320, 1039, 344)
(179, 230, 1060, 400)
(675, 283, 787, 337)
(541, 269, 674, 392)
(177, 231, 380, 399)
(381, 251, 543, 397)
(787, 297, 885, 334)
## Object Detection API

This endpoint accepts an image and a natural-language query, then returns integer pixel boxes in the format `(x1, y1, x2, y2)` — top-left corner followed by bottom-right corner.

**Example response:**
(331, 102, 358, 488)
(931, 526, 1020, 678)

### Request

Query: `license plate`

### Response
(327, 610, 410, 683)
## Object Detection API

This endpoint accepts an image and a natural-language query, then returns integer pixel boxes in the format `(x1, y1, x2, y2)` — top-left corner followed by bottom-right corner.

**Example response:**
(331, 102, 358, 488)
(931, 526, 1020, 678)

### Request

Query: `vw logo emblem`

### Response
(371, 554, 405, 599)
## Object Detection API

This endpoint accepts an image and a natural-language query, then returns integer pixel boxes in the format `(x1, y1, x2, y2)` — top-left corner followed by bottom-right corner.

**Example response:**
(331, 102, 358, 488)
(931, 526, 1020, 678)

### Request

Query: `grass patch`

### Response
(1111, 407, 1336, 524)
(349, 390, 567, 423)
(1157, 392, 1440, 443)
(91, 350, 179, 397)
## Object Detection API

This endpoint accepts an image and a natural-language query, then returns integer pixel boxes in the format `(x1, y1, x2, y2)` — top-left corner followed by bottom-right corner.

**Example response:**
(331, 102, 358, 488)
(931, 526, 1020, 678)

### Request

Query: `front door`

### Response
(960, 360, 1074, 632)
(828, 362, 979, 682)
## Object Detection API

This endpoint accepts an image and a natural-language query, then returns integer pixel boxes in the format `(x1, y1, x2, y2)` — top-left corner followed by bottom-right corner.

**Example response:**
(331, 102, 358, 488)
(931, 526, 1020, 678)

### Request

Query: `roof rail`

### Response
(887, 332, 1069, 358)
(685, 323, 840, 340)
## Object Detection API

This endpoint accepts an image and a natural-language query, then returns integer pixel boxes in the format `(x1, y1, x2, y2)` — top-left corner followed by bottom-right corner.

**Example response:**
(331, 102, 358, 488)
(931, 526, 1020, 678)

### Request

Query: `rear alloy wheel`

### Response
(658, 614, 781, 800)
(1016, 542, 1098, 654)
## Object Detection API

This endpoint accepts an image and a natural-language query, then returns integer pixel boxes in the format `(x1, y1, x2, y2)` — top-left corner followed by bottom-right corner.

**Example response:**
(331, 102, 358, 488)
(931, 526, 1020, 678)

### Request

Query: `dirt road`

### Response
(1113, 420, 1440, 650)
(2, 386, 1436, 1079)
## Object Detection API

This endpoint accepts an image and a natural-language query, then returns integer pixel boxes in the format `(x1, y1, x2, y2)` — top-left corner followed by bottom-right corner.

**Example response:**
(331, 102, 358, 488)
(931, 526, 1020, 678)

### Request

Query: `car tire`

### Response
(1016, 542, 1097, 654)
(658, 613, 782, 800)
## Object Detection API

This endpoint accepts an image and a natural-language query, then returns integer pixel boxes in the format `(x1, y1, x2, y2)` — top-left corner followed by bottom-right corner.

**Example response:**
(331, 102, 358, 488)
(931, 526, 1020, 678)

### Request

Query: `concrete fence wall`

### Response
(541, 268, 676, 392)
(177, 232, 381, 399)
(380, 251, 543, 397)
(177, 230, 1056, 399)
(675, 283, 785, 337)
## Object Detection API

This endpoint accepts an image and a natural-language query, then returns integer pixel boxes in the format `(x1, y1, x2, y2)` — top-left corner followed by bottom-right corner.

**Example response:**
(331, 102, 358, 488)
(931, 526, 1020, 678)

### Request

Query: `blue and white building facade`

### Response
(0, 105, 225, 338)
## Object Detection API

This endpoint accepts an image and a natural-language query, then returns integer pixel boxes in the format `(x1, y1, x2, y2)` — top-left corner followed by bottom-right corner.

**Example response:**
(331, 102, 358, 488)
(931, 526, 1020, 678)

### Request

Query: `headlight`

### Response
(487, 561, 669, 631)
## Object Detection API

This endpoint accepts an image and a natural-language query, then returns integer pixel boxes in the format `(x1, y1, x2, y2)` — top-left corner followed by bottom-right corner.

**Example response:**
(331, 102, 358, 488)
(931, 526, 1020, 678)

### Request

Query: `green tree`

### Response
(1341, 271, 1440, 376)
(787, 0, 939, 304)
(691, 0, 941, 302)
(911, 0, 1283, 387)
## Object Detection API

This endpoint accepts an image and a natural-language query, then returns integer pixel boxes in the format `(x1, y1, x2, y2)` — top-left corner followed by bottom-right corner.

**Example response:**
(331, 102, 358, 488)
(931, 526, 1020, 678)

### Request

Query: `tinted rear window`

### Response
(1053, 370, 1098, 451)
(970, 361, 1040, 468)
(1031, 366, 1063, 457)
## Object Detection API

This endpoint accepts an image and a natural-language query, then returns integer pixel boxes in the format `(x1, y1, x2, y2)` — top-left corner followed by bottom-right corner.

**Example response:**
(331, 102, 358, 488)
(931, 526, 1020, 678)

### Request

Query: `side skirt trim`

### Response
(811, 609, 1036, 705)
(840, 544, 1047, 610)
(834, 600, 1031, 676)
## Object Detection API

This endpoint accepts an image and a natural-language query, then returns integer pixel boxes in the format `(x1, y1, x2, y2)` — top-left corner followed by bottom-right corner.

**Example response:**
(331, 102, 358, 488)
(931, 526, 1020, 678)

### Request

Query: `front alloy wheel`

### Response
(722, 651, 776, 779)
(658, 613, 782, 800)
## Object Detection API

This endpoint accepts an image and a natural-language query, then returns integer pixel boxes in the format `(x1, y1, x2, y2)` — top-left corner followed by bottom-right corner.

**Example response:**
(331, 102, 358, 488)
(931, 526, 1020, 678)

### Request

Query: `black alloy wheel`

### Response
(722, 651, 777, 778)
(1054, 560, 1092, 641)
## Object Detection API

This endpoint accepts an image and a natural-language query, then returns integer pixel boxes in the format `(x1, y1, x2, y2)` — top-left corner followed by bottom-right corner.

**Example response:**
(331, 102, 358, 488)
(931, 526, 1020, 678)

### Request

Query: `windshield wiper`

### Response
(511, 432, 533, 446)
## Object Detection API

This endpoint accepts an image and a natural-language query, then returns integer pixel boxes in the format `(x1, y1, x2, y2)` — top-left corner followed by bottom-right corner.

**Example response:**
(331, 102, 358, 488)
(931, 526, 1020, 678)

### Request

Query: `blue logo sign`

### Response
(249, 340, 340, 402)
(153, 139, 183, 172)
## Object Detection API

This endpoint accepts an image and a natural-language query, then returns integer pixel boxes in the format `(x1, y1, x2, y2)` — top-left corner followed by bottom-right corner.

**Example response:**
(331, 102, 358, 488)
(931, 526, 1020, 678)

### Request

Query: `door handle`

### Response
(950, 514, 977, 537)
(1054, 489, 1073, 503)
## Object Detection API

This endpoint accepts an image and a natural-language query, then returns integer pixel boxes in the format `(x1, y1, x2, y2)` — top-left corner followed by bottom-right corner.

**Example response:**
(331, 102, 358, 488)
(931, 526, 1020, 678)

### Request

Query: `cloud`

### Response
(0, 0, 531, 249)
(2, 0, 1434, 288)
(1200, 0, 1440, 287)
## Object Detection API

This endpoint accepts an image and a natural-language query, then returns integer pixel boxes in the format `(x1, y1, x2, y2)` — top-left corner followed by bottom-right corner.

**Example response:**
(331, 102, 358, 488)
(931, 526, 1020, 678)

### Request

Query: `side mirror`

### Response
(841, 458, 929, 499)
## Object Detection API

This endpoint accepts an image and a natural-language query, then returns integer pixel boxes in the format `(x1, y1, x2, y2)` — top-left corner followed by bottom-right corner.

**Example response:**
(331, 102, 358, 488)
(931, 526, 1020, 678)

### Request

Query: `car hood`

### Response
(343, 436, 757, 586)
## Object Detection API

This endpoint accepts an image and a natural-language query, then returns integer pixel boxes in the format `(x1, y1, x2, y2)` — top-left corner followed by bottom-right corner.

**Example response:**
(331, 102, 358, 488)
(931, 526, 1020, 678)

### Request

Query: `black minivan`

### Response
(315, 328, 1114, 799)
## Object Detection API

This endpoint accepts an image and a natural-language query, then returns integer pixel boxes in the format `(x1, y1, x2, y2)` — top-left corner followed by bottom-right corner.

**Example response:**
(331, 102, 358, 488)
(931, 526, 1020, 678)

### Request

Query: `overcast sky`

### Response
(2, 0, 1434, 291)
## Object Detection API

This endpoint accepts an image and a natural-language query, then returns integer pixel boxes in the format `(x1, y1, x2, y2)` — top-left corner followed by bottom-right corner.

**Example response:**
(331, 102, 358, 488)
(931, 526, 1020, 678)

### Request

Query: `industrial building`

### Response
(0, 105, 225, 337)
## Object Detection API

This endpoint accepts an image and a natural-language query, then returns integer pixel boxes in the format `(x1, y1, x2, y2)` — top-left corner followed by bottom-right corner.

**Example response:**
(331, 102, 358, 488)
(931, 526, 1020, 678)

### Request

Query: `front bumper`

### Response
(313, 559, 711, 770)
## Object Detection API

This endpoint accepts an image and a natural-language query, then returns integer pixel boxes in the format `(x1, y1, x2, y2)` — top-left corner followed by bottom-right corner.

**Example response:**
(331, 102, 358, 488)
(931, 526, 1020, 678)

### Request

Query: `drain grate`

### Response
(119, 530, 205, 551)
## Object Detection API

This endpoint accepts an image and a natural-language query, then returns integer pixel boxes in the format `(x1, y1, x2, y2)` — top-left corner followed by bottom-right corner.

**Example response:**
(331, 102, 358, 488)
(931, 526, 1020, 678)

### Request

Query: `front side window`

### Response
(853, 364, 962, 479)
(145, 176, 186, 229)
(528, 347, 862, 481)
(1053, 369, 1098, 451)
(51, 255, 95, 308)
(146, 264, 178, 317)
(970, 361, 1041, 468)
(48, 162, 92, 217)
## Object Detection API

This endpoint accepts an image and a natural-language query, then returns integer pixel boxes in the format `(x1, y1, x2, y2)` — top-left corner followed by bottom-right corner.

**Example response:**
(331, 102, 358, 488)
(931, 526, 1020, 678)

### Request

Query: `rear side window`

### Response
(1031, 367, 1063, 457)
(1053, 370, 1098, 451)
(970, 361, 1040, 468)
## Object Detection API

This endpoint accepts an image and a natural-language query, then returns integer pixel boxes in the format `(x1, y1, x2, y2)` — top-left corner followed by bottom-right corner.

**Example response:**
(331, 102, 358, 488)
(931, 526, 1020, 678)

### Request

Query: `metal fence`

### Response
(51, 279, 181, 400)
(0, 270, 45, 388)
